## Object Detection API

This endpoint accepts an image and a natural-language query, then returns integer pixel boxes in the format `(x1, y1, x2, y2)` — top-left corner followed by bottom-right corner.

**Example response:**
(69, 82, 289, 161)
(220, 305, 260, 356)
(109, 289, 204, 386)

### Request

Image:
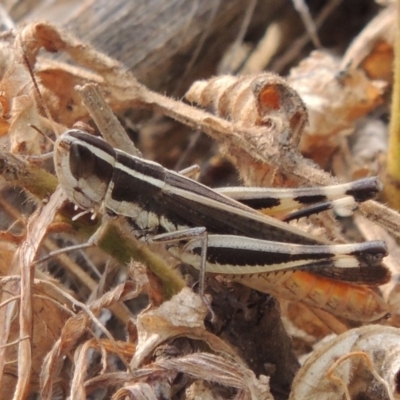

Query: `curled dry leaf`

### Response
(185, 73, 308, 149)
(0, 22, 116, 154)
(112, 382, 158, 400)
(77, 289, 272, 399)
(110, 353, 272, 400)
(0, 50, 46, 154)
(341, 4, 396, 81)
(0, 30, 62, 154)
(131, 288, 209, 368)
(287, 51, 385, 167)
(153, 353, 272, 400)
(290, 325, 400, 400)
(184, 72, 314, 188)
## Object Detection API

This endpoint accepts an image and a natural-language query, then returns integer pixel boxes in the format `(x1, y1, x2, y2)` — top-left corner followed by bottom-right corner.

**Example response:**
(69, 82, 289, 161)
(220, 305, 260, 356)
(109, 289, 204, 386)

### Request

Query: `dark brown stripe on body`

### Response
(311, 264, 390, 284)
(293, 194, 326, 204)
(197, 245, 335, 266)
(235, 197, 281, 210)
(110, 152, 166, 206)
(68, 130, 116, 159)
(165, 171, 252, 211)
(69, 142, 114, 185)
(158, 190, 321, 245)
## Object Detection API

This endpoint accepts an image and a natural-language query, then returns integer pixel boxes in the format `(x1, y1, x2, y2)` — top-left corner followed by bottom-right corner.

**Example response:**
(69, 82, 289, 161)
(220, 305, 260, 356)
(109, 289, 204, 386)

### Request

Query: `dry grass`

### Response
(0, 2, 400, 399)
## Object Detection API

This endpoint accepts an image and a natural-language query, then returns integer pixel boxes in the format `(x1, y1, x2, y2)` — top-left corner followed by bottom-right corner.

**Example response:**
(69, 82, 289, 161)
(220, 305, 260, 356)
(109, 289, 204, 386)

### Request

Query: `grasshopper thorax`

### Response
(54, 129, 116, 211)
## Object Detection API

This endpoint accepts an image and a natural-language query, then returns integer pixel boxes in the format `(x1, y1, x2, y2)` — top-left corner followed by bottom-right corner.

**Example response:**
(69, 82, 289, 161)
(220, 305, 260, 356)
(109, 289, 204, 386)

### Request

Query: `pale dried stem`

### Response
(12, 187, 66, 399)
(41, 280, 132, 372)
(272, 0, 342, 72)
(43, 241, 133, 324)
(219, 0, 257, 74)
(33, 294, 75, 317)
(75, 83, 141, 157)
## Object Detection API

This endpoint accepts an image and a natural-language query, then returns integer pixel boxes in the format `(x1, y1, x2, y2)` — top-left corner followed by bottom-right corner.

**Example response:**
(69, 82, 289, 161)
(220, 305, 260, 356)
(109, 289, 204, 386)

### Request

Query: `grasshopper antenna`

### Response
(28, 124, 55, 146)
(23, 124, 55, 162)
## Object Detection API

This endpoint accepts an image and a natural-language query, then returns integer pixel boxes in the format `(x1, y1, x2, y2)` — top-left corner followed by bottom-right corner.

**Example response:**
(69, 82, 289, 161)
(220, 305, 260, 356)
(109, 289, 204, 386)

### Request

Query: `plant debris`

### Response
(1, 2, 400, 399)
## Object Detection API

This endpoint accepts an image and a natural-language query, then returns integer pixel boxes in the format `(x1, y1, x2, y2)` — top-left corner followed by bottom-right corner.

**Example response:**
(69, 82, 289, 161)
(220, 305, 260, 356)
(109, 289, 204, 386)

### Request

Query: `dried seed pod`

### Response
(185, 73, 308, 148)
(290, 325, 400, 400)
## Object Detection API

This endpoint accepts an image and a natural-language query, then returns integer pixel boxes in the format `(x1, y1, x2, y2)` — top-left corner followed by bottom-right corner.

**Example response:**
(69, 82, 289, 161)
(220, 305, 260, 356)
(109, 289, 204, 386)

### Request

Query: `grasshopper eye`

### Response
(69, 143, 95, 180)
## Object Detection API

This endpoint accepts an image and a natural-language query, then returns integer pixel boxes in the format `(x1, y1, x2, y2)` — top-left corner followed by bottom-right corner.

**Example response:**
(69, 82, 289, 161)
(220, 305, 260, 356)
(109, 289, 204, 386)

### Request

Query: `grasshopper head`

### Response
(54, 129, 116, 211)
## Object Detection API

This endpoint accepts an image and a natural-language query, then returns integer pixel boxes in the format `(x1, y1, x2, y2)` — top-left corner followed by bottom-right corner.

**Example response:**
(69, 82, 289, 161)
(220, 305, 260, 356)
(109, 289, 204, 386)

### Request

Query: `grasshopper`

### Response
(53, 129, 389, 321)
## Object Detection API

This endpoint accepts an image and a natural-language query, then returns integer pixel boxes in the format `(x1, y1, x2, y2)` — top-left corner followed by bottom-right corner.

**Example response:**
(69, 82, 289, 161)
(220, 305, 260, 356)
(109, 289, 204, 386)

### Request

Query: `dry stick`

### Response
(0, 150, 57, 199)
(292, 0, 321, 48)
(218, 0, 257, 75)
(272, 0, 342, 72)
(75, 84, 141, 157)
(43, 241, 133, 325)
(12, 187, 67, 400)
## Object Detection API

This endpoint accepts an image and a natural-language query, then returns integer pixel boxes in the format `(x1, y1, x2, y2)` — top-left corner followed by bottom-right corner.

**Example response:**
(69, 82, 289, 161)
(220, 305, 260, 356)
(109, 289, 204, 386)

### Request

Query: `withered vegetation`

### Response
(1, 2, 400, 399)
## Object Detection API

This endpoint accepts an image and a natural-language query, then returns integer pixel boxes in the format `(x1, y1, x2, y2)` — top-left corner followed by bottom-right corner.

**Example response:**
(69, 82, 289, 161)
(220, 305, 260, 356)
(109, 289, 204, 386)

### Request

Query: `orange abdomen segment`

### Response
(233, 270, 389, 322)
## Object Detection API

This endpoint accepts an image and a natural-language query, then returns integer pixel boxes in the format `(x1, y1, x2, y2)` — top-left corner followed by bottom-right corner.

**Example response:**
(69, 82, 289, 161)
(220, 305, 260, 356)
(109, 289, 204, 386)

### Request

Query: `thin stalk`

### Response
(384, 0, 400, 209)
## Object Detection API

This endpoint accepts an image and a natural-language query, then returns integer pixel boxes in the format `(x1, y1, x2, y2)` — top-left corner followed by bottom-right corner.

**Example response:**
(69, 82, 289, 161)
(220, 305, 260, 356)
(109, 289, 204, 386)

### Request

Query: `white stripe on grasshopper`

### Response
(64, 134, 116, 166)
(217, 179, 381, 201)
(170, 235, 361, 274)
(114, 155, 166, 189)
(183, 234, 372, 255)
